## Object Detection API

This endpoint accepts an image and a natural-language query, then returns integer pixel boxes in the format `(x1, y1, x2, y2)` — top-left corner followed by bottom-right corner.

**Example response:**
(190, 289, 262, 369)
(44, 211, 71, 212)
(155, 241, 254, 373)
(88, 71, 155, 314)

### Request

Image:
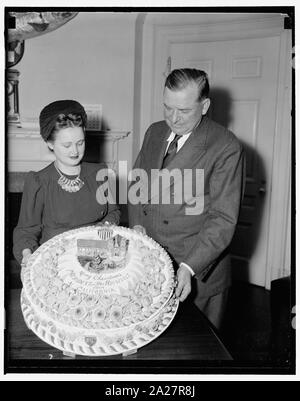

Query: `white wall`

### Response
(16, 12, 137, 168)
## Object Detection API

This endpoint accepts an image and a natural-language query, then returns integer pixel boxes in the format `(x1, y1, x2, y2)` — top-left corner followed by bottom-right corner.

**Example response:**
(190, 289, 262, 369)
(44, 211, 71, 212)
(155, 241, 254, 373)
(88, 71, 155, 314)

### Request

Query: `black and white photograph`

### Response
(2, 2, 296, 383)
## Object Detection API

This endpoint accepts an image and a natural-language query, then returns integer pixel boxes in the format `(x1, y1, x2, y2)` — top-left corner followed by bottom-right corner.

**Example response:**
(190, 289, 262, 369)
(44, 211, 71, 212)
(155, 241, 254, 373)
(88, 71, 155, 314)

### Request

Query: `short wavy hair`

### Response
(48, 113, 85, 142)
(164, 68, 210, 101)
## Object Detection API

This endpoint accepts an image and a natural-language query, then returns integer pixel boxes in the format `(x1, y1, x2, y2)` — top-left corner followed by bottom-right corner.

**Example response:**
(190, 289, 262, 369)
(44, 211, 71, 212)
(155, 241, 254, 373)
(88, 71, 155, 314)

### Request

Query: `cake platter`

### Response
(20, 225, 179, 357)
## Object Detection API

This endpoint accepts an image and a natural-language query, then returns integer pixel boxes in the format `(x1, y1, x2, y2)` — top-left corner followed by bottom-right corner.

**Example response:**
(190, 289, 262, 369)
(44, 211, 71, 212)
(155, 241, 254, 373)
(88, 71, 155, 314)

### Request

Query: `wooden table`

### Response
(6, 288, 232, 372)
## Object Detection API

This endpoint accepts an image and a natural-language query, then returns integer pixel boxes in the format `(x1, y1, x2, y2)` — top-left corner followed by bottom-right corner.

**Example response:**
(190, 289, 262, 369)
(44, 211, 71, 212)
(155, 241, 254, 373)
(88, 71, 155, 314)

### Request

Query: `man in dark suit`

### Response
(128, 69, 245, 329)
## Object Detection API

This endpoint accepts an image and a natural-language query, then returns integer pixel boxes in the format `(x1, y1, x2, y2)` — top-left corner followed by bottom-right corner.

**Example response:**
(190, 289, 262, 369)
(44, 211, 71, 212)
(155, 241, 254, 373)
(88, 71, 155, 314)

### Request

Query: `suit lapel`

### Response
(148, 116, 210, 202)
(142, 125, 170, 202)
(148, 126, 170, 170)
(166, 115, 209, 170)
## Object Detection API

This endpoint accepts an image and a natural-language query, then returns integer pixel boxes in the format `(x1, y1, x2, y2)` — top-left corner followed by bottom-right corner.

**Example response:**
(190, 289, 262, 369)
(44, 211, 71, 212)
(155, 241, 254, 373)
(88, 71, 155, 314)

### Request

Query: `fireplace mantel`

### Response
(8, 123, 131, 192)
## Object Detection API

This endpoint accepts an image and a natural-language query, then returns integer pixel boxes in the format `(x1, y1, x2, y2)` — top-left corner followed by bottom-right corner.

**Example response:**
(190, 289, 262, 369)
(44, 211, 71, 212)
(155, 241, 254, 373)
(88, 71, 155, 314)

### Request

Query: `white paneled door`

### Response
(170, 36, 282, 286)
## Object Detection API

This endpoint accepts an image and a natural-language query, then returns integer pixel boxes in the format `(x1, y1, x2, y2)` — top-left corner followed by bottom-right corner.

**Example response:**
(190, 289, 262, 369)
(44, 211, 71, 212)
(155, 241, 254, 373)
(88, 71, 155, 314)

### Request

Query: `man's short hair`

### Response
(164, 68, 210, 101)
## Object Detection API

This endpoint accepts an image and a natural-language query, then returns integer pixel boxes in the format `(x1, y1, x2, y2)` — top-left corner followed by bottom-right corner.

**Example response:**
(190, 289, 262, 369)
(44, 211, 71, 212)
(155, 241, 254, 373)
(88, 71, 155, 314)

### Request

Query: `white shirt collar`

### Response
(166, 131, 192, 153)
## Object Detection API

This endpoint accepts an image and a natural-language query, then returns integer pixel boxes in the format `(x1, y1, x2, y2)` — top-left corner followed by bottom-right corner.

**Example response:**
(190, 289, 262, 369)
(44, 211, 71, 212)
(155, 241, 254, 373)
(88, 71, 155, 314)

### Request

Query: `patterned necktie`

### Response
(162, 134, 181, 168)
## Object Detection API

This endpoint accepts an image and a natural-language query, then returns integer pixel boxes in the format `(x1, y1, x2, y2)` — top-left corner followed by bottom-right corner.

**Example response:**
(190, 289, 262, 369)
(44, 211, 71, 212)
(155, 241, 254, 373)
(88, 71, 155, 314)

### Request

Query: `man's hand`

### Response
(21, 248, 32, 267)
(175, 264, 192, 302)
(132, 225, 146, 235)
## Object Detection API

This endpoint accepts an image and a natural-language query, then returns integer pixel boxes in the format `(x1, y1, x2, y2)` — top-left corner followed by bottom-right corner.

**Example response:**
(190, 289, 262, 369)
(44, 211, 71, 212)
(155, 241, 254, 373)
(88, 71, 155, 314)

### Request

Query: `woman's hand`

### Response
(21, 248, 32, 267)
(132, 225, 146, 235)
(96, 221, 112, 227)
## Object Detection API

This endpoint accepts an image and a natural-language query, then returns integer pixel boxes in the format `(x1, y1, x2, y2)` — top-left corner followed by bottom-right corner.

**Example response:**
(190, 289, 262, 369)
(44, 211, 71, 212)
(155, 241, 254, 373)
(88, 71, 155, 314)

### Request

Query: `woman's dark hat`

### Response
(39, 100, 87, 141)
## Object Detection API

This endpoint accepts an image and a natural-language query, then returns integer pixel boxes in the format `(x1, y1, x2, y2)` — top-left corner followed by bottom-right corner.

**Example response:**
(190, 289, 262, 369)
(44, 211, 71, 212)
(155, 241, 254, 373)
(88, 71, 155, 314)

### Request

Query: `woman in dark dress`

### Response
(13, 100, 120, 266)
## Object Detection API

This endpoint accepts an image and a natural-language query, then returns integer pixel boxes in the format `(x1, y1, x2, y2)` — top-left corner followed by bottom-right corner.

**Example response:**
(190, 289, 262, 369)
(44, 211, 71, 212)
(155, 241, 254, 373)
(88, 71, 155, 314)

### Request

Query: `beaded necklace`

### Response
(54, 162, 84, 193)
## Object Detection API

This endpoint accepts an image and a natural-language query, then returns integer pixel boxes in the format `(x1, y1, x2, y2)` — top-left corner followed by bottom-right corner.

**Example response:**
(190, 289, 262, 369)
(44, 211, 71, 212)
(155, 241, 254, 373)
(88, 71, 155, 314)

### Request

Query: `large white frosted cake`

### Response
(20, 225, 178, 356)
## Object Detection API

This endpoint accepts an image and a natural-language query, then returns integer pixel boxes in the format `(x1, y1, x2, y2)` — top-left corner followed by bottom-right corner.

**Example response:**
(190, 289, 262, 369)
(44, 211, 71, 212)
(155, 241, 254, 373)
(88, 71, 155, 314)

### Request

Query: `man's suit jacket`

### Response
(128, 116, 245, 298)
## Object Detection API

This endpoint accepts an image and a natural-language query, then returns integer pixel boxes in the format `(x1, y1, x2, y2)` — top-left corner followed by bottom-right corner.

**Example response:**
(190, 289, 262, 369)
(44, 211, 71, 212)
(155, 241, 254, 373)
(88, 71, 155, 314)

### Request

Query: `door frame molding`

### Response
(136, 13, 286, 153)
(265, 29, 292, 289)
(134, 13, 291, 288)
